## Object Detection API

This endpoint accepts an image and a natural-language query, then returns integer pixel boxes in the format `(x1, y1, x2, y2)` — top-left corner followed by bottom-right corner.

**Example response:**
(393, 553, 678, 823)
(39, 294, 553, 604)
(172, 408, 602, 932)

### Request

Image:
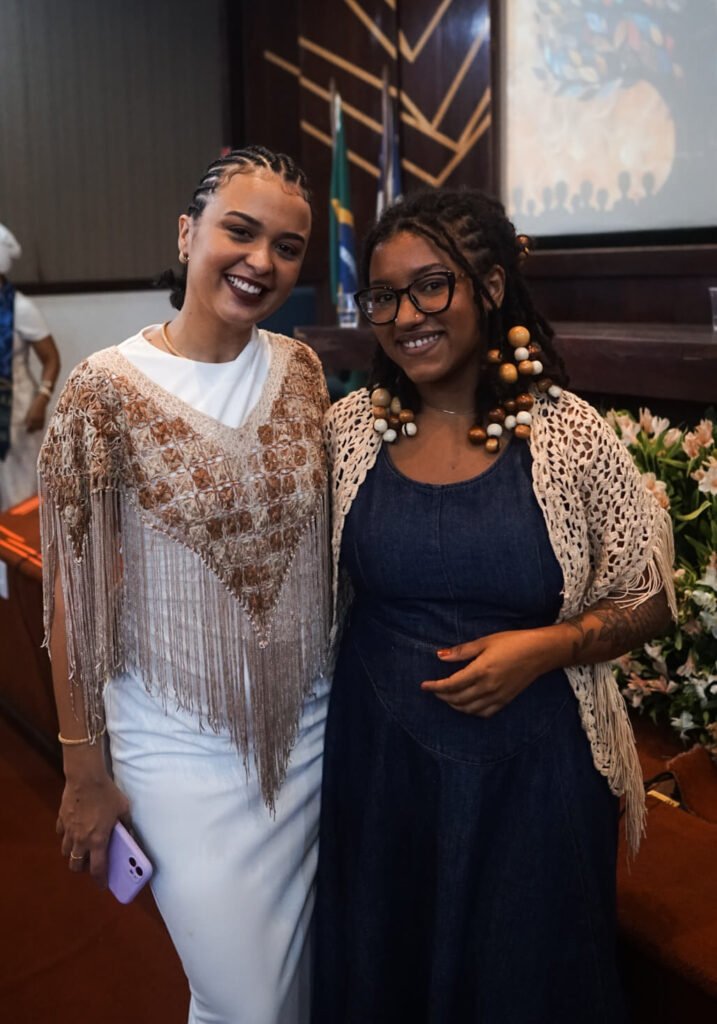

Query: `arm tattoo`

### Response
(565, 594, 669, 663)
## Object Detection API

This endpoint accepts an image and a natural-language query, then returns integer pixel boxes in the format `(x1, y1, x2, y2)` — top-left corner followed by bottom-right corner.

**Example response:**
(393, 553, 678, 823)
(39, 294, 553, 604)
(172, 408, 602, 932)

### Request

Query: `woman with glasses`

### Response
(311, 188, 675, 1023)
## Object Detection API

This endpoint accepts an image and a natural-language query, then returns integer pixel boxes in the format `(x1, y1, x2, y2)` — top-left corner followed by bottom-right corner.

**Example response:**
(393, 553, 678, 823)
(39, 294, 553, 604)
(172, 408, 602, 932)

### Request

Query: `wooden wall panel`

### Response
(296, 0, 398, 284)
(240, 0, 496, 311)
(2, 0, 226, 286)
(396, 0, 493, 192)
(525, 246, 717, 325)
(239, 2, 301, 159)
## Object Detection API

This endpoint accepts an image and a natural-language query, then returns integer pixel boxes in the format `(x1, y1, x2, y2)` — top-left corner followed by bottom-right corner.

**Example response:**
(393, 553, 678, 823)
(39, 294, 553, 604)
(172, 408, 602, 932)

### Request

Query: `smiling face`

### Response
(368, 231, 504, 399)
(178, 168, 311, 338)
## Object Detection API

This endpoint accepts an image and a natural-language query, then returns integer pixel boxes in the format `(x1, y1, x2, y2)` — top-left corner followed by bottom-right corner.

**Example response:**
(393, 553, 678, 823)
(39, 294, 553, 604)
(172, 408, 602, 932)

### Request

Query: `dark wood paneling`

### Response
(239, 2, 301, 157)
(525, 246, 717, 325)
(397, 0, 493, 192)
(297, 0, 397, 287)
(238, 0, 496, 319)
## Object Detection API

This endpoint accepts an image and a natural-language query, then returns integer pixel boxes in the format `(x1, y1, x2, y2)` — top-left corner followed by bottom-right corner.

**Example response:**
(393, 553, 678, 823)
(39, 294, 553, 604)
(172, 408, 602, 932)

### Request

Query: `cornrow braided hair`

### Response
(158, 145, 312, 310)
(363, 187, 568, 417)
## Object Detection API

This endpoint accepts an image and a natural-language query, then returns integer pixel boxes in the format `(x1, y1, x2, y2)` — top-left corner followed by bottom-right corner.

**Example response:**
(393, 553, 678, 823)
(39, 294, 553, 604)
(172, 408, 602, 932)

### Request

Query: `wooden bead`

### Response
(498, 363, 519, 384)
(527, 343, 542, 358)
(536, 377, 553, 393)
(485, 437, 500, 454)
(383, 428, 398, 443)
(371, 387, 391, 407)
(389, 396, 402, 415)
(503, 399, 517, 414)
(515, 393, 534, 411)
(514, 424, 532, 440)
(488, 407, 506, 424)
(531, 360, 544, 376)
(468, 425, 487, 446)
(487, 423, 503, 438)
(517, 360, 534, 376)
(398, 409, 415, 424)
(388, 414, 400, 428)
(402, 421, 418, 437)
(513, 346, 530, 362)
(507, 326, 530, 348)
(372, 405, 387, 418)
(504, 415, 517, 430)
(548, 384, 563, 399)
(373, 418, 388, 434)
(486, 348, 502, 364)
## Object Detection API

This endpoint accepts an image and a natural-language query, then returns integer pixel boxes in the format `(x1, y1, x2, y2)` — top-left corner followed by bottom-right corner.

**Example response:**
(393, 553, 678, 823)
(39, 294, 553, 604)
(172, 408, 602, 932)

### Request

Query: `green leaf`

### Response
(674, 501, 712, 523)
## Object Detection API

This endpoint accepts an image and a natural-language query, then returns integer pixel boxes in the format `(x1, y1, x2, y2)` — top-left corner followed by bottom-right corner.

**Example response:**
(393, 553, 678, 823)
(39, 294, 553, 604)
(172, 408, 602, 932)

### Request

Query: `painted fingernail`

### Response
(436, 649, 451, 657)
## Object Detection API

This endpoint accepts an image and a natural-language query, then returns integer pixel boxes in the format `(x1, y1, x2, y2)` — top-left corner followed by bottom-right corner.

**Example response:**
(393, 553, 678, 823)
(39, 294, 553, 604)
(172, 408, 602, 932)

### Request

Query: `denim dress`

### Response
(313, 442, 626, 1024)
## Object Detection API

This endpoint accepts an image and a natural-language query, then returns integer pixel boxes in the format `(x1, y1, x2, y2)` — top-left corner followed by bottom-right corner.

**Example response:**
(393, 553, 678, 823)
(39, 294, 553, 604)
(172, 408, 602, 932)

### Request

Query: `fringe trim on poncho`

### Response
(39, 335, 331, 809)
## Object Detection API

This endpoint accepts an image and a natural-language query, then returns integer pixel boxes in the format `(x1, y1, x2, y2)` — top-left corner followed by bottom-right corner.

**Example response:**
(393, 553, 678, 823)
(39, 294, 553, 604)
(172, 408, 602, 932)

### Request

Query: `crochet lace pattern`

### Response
(326, 387, 676, 852)
(39, 333, 330, 809)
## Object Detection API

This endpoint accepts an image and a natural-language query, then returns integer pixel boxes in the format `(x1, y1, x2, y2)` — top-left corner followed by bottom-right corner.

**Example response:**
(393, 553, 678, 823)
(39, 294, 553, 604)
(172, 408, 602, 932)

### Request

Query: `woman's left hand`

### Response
(25, 394, 48, 432)
(421, 628, 554, 717)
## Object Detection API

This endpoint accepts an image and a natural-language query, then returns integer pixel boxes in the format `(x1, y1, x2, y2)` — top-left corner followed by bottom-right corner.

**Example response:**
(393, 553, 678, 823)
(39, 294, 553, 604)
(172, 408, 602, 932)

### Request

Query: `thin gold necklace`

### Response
(160, 320, 185, 358)
(421, 399, 474, 417)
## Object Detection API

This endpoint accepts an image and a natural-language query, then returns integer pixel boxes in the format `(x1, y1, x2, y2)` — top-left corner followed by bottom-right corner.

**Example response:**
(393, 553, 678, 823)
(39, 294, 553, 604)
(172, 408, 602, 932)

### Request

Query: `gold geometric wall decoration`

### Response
(264, 0, 491, 188)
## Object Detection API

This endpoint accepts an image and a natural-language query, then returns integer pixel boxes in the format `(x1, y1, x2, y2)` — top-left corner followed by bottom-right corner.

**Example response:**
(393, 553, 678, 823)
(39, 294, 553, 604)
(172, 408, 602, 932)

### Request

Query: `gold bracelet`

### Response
(58, 726, 106, 746)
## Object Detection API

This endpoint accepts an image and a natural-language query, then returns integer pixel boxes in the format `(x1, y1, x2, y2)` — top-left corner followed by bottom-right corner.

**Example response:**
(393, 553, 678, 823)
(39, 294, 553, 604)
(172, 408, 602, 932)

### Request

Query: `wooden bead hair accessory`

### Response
(370, 324, 561, 451)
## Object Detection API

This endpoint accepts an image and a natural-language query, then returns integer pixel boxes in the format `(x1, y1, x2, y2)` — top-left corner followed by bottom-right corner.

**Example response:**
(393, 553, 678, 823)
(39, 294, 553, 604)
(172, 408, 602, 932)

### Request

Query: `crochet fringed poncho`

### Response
(39, 334, 330, 810)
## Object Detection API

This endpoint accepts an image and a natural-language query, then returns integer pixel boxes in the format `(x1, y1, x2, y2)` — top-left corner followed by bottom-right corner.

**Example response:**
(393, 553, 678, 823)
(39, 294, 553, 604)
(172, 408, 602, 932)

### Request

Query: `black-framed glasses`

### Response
(354, 270, 459, 325)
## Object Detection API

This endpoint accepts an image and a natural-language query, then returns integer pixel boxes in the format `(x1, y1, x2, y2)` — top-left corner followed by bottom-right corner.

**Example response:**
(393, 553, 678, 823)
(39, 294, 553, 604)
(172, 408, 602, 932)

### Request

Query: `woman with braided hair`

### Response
(40, 146, 330, 1023)
(312, 187, 675, 1023)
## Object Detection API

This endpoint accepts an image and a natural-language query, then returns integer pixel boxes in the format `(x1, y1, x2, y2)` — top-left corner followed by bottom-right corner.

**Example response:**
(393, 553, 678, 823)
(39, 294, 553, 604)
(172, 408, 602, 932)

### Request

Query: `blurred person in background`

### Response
(0, 223, 60, 510)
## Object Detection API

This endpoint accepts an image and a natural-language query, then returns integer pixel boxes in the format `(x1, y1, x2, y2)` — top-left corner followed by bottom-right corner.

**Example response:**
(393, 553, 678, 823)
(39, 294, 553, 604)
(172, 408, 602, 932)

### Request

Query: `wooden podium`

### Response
(295, 321, 717, 415)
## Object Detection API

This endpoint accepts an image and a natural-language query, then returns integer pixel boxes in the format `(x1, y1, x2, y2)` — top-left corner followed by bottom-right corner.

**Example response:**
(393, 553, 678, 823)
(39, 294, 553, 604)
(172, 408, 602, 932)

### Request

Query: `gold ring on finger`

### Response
(69, 851, 85, 862)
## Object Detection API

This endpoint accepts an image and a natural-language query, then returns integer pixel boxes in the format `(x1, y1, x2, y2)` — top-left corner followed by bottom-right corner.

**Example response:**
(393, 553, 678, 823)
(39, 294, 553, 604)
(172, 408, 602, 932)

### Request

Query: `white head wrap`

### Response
(0, 224, 22, 276)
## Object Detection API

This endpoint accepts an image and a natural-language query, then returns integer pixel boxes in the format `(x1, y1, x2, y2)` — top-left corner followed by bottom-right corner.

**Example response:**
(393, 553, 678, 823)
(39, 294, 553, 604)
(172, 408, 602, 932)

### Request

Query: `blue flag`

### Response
(329, 94, 358, 316)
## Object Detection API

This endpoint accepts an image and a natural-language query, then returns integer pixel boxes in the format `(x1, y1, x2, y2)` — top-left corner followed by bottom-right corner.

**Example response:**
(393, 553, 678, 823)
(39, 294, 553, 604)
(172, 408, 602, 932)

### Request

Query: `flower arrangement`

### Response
(606, 408, 717, 751)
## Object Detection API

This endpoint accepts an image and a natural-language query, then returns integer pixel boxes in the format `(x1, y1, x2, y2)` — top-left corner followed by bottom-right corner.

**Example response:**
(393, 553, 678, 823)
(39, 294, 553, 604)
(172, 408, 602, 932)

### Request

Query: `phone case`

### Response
(107, 821, 154, 904)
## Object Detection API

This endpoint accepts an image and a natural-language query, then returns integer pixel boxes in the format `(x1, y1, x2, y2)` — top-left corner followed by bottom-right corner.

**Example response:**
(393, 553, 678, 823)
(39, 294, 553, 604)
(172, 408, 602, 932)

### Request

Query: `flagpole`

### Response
(377, 66, 389, 218)
(329, 77, 337, 142)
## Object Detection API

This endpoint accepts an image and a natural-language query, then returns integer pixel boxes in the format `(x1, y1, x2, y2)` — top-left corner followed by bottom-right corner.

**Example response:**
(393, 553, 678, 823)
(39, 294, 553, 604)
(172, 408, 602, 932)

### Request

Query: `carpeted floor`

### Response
(3, 707, 716, 1023)
(0, 716, 187, 1023)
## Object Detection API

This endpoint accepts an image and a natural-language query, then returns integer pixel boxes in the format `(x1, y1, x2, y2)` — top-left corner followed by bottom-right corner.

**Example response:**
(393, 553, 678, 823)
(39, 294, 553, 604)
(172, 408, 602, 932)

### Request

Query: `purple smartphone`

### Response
(107, 821, 153, 904)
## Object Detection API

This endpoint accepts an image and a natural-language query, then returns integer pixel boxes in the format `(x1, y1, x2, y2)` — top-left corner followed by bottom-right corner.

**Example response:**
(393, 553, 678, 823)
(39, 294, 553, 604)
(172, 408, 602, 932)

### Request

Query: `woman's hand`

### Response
(57, 748, 131, 888)
(421, 628, 554, 717)
(421, 589, 672, 718)
(24, 393, 49, 432)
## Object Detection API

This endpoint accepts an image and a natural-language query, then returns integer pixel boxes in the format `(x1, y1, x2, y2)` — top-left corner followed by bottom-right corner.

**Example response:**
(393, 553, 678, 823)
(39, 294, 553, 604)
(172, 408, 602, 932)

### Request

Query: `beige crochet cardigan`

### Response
(326, 386, 677, 852)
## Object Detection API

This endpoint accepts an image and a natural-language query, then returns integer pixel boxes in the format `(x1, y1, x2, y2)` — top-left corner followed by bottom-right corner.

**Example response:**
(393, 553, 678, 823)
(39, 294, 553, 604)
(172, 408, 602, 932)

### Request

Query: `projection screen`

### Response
(500, 0, 717, 238)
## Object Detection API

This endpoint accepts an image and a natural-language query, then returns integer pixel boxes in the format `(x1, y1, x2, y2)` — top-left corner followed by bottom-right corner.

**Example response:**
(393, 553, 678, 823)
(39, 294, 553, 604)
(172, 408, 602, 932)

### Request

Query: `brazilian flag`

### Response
(329, 94, 358, 310)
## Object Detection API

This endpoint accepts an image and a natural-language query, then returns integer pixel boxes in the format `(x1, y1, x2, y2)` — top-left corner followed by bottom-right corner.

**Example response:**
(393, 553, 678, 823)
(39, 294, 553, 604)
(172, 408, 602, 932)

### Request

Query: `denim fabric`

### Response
(313, 443, 626, 1024)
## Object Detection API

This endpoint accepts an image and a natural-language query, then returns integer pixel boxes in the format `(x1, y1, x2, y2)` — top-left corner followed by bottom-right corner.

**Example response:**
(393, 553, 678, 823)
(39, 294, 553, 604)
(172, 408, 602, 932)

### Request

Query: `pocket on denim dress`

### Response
(347, 613, 573, 766)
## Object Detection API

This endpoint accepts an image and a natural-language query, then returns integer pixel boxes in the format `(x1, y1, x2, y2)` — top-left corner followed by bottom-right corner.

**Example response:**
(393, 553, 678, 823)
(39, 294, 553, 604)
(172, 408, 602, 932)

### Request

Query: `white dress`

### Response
(0, 292, 49, 510)
(103, 326, 329, 1024)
